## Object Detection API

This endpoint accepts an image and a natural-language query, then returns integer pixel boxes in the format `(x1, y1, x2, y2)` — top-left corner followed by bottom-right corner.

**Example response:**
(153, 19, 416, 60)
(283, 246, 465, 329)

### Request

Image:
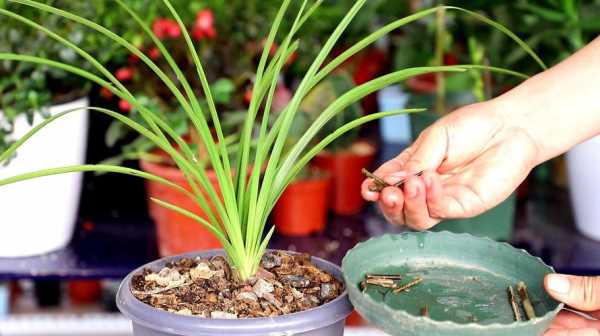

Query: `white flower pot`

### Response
(377, 85, 411, 145)
(0, 97, 89, 257)
(566, 135, 600, 241)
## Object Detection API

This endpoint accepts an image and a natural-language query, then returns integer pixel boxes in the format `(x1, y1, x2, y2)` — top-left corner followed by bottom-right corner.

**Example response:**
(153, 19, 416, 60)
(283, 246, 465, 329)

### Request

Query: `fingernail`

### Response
(547, 274, 570, 295)
(407, 183, 419, 199)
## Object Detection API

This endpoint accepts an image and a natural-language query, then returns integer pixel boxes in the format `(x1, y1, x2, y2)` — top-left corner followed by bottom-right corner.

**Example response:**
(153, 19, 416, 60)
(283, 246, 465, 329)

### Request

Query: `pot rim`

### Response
(117, 249, 352, 335)
(139, 158, 218, 178)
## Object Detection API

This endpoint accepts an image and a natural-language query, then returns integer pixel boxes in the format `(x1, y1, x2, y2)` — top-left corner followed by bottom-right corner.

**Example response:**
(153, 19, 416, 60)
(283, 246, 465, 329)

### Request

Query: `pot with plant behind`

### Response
(313, 141, 377, 215)
(140, 158, 223, 256)
(299, 73, 377, 215)
(273, 168, 331, 236)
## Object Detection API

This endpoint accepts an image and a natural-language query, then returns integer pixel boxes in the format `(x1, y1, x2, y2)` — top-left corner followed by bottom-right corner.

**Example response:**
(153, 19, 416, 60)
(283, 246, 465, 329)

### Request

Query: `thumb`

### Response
(403, 124, 448, 174)
(545, 274, 600, 311)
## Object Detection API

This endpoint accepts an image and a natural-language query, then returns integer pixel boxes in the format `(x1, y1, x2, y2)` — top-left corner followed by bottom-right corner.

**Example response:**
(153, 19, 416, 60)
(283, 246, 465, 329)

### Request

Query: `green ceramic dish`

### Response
(342, 232, 563, 336)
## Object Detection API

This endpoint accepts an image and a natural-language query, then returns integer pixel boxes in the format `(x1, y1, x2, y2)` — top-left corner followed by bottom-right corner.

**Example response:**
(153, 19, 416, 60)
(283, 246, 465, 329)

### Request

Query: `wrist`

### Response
(491, 87, 546, 167)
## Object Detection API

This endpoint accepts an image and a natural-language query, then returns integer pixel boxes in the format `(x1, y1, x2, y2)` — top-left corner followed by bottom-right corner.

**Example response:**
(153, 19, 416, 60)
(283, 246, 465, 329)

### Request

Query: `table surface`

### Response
(1, 146, 599, 280)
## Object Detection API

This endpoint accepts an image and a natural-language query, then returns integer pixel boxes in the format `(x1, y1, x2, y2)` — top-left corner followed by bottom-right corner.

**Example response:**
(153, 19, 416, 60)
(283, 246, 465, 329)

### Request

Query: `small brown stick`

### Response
(393, 276, 423, 294)
(517, 281, 536, 320)
(394, 171, 424, 187)
(360, 280, 368, 293)
(367, 274, 403, 280)
(362, 169, 389, 192)
(132, 282, 190, 296)
(366, 278, 397, 288)
(421, 305, 429, 317)
(362, 169, 424, 192)
(508, 286, 522, 321)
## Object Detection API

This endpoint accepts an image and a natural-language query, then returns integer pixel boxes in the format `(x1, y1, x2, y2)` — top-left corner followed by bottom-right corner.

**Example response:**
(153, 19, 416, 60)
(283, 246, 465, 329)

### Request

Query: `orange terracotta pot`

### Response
(68, 280, 102, 304)
(346, 310, 367, 326)
(140, 160, 222, 256)
(273, 173, 331, 236)
(312, 142, 377, 216)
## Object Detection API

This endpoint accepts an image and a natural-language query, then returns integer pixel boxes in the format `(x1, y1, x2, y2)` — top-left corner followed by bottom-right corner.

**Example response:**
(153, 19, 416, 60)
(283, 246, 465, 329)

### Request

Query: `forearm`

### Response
(494, 36, 600, 165)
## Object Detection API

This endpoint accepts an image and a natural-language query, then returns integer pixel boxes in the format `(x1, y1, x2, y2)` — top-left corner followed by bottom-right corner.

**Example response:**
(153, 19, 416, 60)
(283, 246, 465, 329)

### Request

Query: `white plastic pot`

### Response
(566, 135, 600, 241)
(0, 97, 89, 257)
(377, 85, 411, 145)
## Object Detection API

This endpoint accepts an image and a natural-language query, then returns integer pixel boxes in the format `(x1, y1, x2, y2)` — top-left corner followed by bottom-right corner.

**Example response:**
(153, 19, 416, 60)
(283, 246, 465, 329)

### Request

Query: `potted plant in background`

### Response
(271, 82, 332, 237)
(306, 73, 378, 216)
(0, 0, 541, 333)
(0, 0, 140, 257)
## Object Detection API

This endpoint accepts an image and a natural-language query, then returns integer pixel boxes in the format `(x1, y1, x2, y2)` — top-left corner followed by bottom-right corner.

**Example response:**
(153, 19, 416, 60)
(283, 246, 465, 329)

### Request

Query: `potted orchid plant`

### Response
(0, 0, 541, 334)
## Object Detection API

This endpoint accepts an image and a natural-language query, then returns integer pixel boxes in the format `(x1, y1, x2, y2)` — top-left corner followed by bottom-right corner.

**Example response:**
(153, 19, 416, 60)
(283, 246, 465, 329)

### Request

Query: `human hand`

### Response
(544, 274, 600, 336)
(361, 100, 541, 229)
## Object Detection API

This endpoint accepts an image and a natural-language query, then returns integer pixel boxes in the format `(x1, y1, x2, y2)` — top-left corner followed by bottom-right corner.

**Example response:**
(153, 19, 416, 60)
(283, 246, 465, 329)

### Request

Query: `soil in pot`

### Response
(312, 141, 376, 216)
(141, 159, 222, 256)
(130, 251, 344, 319)
(273, 169, 331, 236)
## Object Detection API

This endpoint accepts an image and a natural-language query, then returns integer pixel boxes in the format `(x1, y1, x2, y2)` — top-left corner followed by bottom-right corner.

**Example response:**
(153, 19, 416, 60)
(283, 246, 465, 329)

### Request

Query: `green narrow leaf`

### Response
(235, 0, 293, 221)
(163, 0, 235, 203)
(0, 165, 191, 198)
(445, 6, 547, 70)
(254, 0, 368, 255)
(245, 1, 309, 256)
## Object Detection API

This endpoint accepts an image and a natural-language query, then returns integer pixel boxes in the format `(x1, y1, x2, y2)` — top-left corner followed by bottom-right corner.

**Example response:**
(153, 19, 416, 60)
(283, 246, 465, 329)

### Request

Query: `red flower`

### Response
(99, 87, 113, 100)
(260, 39, 278, 57)
(152, 18, 181, 39)
(286, 51, 297, 66)
(115, 67, 134, 82)
(128, 48, 142, 64)
(272, 84, 292, 113)
(148, 47, 161, 60)
(258, 39, 296, 65)
(443, 53, 458, 66)
(192, 9, 217, 41)
(243, 88, 253, 106)
(118, 99, 132, 112)
(352, 48, 386, 85)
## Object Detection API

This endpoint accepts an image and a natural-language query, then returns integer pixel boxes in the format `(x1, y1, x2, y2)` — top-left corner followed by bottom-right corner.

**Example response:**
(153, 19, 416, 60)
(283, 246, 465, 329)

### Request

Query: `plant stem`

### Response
(393, 276, 423, 294)
(508, 285, 522, 321)
(517, 281, 536, 320)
